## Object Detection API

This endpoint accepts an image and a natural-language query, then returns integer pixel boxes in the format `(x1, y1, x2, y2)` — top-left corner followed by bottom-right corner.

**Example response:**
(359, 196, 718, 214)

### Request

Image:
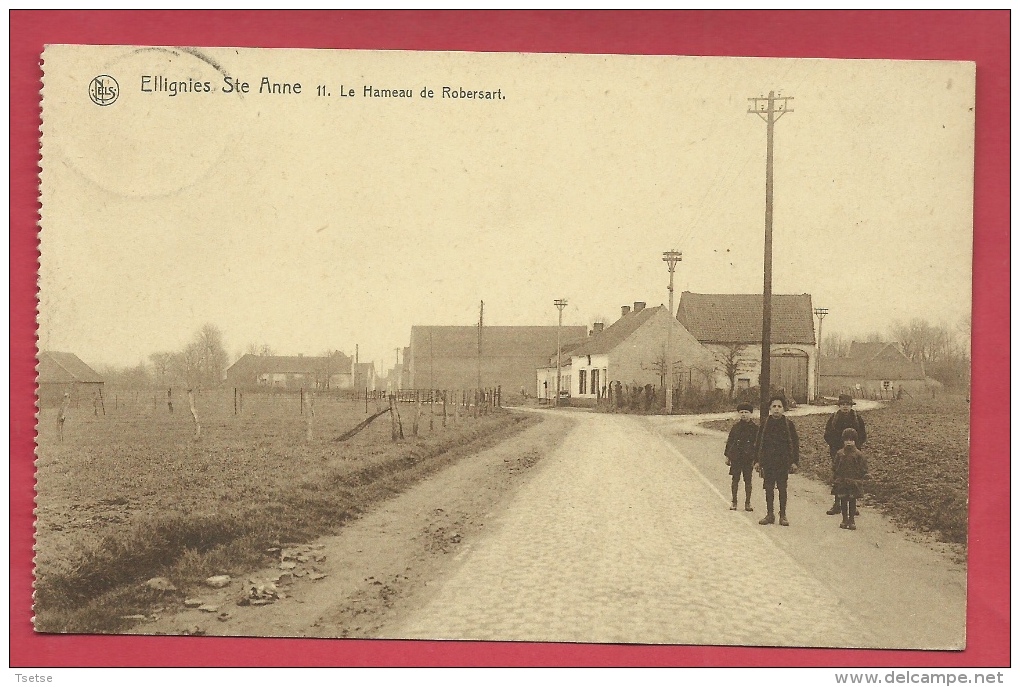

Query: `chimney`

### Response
(633, 301, 646, 312)
(621, 305, 631, 317)
(593, 321, 605, 334)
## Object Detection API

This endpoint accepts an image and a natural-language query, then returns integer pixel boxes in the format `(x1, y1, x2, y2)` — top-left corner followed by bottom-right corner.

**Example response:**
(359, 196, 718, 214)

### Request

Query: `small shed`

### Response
(38, 351, 105, 408)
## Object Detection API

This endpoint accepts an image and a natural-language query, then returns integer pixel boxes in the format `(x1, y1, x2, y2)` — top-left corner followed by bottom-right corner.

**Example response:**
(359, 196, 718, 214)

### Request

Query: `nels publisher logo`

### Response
(88, 74, 119, 106)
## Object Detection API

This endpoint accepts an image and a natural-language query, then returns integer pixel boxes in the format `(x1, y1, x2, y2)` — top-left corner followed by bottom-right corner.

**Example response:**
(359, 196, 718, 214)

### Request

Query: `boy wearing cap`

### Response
(724, 402, 758, 511)
(754, 396, 800, 526)
(824, 394, 867, 515)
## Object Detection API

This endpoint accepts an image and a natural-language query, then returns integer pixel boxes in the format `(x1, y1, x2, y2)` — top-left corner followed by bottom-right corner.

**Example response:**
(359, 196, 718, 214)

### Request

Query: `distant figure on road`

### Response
(754, 396, 800, 526)
(824, 394, 866, 516)
(724, 402, 758, 512)
(832, 427, 869, 531)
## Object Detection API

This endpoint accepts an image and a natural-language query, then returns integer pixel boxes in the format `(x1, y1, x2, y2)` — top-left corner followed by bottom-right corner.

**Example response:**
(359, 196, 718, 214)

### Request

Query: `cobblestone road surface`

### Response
(392, 413, 877, 646)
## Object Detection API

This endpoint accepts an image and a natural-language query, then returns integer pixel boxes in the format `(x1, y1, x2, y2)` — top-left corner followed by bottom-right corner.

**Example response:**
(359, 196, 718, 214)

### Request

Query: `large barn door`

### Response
(770, 353, 809, 404)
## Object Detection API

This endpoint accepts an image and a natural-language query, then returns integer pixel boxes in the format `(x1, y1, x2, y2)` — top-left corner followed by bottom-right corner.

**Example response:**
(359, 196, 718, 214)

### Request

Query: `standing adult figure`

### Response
(823, 393, 867, 516)
(754, 396, 800, 526)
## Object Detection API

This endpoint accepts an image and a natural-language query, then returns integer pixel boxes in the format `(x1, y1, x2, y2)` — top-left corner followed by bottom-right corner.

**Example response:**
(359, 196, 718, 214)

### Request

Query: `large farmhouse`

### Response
(537, 302, 716, 405)
(676, 292, 817, 403)
(37, 351, 105, 408)
(819, 341, 927, 398)
(225, 352, 353, 389)
(408, 325, 587, 394)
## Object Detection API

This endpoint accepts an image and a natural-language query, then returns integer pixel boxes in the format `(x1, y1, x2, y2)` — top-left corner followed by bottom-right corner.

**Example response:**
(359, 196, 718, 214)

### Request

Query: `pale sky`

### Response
(40, 47, 975, 372)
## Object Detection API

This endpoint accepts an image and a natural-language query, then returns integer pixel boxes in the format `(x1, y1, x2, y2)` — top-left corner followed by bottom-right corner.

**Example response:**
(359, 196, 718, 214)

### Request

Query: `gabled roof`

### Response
(819, 341, 925, 380)
(676, 292, 815, 345)
(227, 353, 352, 377)
(410, 326, 588, 359)
(38, 351, 104, 384)
(570, 306, 659, 356)
(848, 342, 893, 360)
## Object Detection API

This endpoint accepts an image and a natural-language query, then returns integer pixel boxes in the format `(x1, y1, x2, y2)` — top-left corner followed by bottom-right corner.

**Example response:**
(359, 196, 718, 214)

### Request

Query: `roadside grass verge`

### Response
(35, 401, 538, 633)
(703, 396, 969, 547)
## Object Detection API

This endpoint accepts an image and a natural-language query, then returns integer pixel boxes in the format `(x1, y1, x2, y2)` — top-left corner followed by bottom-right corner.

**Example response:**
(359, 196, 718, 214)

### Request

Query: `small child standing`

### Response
(724, 402, 759, 511)
(832, 427, 869, 530)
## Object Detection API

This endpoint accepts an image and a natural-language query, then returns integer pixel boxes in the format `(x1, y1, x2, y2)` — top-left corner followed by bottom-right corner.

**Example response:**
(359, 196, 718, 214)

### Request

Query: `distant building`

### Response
(677, 292, 817, 403)
(819, 341, 928, 398)
(408, 325, 587, 393)
(536, 302, 716, 406)
(225, 353, 353, 389)
(351, 362, 378, 392)
(37, 351, 105, 408)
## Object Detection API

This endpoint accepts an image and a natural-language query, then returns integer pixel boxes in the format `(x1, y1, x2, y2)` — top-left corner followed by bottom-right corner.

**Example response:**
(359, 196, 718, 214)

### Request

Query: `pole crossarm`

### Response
(748, 90, 793, 419)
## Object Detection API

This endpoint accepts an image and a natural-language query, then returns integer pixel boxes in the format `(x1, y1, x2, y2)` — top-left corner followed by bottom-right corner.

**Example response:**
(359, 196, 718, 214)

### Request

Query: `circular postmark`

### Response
(88, 75, 119, 106)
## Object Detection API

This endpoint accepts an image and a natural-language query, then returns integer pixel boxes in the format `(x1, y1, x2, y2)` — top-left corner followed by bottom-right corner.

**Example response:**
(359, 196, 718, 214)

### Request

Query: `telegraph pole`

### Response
(663, 250, 682, 414)
(748, 90, 793, 421)
(554, 298, 568, 407)
(814, 307, 828, 402)
(477, 300, 484, 390)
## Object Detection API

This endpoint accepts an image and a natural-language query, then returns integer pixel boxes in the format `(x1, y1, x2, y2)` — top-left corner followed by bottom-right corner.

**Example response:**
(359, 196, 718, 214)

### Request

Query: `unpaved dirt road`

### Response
(143, 407, 965, 649)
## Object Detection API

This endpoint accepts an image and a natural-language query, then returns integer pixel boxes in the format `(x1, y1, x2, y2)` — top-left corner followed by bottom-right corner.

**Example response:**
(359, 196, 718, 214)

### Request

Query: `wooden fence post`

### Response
(413, 396, 421, 437)
(442, 390, 447, 428)
(187, 388, 201, 440)
(58, 392, 69, 442)
(167, 388, 174, 414)
(234, 388, 238, 416)
(389, 394, 398, 441)
(306, 388, 315, 442)
(430, 389, 435, 431)
(300, 388, 305, 415)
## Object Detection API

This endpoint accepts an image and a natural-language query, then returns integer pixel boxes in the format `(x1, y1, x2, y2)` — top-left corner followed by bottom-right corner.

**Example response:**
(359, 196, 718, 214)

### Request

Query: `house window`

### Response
(737, 378, 751, 390)
(882, 380, 892, 390)
(590, 368, 599, 396)
(579, 369, 587, 395)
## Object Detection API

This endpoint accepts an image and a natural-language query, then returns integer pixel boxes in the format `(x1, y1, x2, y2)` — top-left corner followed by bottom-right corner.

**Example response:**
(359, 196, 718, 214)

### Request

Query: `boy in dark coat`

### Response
(754, 396, 800, 526)
(832, 427, 869, 530)
(824, 394, 867, 515)
(724, 402, 758, 512)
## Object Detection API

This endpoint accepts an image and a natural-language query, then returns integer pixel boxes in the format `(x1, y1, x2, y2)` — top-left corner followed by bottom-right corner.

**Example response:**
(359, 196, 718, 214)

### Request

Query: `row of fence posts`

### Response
(388, 387, 501, 442)
(57, 384, 502, 444)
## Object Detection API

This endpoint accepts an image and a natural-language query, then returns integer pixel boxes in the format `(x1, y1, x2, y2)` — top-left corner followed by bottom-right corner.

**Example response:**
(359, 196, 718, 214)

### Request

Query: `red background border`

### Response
(10, 10, 1009, 667)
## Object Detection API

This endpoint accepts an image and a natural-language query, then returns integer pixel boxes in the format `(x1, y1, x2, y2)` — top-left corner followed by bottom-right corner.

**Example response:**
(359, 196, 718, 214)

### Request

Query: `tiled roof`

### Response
(676, 292, 815, 345)
(38, 351, 105, 384)
(848, 342, 890, 360)
(570, 307, 659, 356)
(227, 353, 352, 377)
(411, 326, 587, 359)
(819, 349, 925, 381)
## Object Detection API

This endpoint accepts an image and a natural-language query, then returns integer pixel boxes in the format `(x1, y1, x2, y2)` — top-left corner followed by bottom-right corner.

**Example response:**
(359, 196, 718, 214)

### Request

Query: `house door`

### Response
(770, 353, 809, 404)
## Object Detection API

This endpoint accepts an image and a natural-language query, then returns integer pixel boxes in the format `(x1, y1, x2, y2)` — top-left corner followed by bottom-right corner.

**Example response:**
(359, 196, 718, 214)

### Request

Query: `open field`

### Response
(704, 395, 970, 546)
(34, 388, 537, 632)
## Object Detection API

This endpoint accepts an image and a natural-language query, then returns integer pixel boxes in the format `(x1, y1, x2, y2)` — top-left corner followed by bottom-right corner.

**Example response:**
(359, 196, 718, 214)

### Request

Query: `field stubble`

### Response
(34, 388, 536, 632)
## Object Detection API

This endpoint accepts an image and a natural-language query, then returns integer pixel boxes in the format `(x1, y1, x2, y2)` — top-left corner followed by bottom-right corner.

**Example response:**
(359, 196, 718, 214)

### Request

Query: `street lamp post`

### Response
(554, 299, 568, 408)
(663, 250, 683, 414)
(813, 307, 828, 402)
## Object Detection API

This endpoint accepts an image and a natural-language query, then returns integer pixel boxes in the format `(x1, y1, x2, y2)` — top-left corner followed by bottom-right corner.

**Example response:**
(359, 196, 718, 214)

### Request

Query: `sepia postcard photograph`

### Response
(31, 37, 983, 657)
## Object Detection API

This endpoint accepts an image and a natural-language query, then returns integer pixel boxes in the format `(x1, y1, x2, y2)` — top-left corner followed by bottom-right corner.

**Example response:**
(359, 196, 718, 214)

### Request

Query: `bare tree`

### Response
(149, 352, 175, 387)
(822, 332, 851, 358)
(712, 343, 746, 398)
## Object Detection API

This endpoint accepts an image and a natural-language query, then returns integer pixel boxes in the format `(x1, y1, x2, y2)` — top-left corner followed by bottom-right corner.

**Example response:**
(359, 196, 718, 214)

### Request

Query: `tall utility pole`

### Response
(553, 298, 568, 407)
(748, 90, 793, 421)
(813, 307, 828, 402)
(663, 250, 683, 414)
(477, 300, 484, 390)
